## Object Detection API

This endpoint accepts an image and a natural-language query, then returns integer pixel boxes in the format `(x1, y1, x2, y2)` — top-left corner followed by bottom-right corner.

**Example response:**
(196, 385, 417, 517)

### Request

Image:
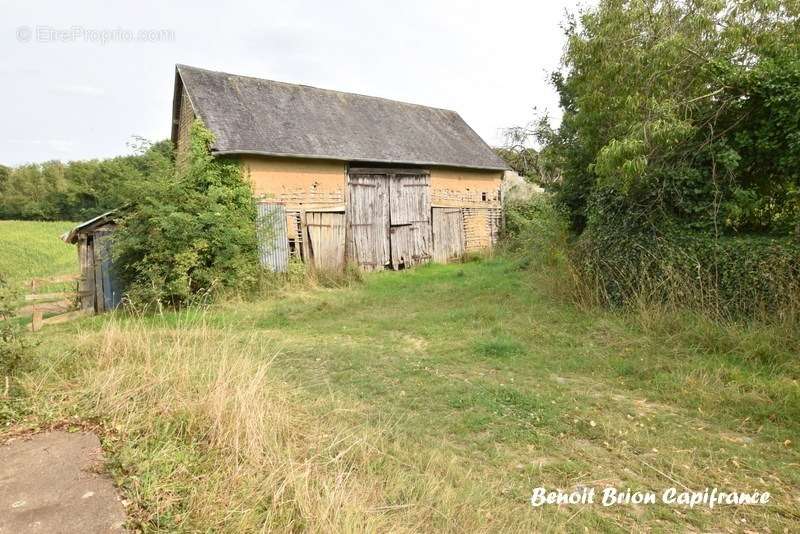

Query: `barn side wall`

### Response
(175, 87, 196, 168)
(243, 156, 347, 210)
(242, 155, 502, 210)
(430, 167, 503, 208)
(241, 155, 503, 260)
(430, 168, 503, 252)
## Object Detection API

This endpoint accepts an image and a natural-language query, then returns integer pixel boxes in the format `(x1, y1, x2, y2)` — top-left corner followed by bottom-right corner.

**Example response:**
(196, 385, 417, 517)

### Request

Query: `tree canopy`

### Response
(0, 140, 171, 222)
(539, 0, 800, 236)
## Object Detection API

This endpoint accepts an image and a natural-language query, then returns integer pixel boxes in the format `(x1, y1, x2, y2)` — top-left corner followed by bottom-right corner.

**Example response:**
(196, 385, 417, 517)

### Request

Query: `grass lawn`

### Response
(0, 220, 78, 284)
(6, 258, 799, 531)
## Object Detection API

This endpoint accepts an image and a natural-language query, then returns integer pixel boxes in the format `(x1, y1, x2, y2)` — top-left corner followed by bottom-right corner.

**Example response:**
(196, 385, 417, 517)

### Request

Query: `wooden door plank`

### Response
(346, 173, 390, 271)
(307, 211, 346, 271)
(432, 207, 465, 263)
(388, 173, 432, 268)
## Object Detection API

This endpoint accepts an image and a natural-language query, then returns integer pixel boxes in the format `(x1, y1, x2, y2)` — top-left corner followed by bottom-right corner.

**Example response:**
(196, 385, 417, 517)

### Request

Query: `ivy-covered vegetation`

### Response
(112, 121, 259, 307)
(503, 0, 800, 317)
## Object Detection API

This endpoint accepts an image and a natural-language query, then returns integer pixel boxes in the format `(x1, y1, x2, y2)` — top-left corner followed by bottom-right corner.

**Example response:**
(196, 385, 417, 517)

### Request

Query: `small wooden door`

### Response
(306, 212, 346, 271)
(346, 172, 390, 271)
(388, 172, 432, 268)
(432, 207, 465, 263)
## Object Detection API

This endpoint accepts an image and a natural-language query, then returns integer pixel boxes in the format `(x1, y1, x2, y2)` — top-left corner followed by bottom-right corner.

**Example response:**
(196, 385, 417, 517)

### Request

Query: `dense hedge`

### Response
(573, 228, 800, 317)
(503, 195, 800, 318)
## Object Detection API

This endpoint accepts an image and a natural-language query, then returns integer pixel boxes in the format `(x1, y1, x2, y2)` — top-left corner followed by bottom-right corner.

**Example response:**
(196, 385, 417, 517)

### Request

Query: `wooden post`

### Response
(300, 208, 313, 264)
(31, 307, 43, 332)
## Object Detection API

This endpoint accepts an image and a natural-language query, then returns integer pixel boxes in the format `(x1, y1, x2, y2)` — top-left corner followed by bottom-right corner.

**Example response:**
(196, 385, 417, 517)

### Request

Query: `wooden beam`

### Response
(41, 309, 92, 327)
(24, 292, 78, 302)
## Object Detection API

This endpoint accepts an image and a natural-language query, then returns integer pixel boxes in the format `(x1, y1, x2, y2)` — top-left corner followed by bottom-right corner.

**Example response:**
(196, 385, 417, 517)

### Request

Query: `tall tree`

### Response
(546, 0, 800, 235)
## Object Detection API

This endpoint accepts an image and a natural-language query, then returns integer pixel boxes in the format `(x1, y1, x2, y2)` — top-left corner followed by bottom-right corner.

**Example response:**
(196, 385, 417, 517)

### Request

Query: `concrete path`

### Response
(0, 431, 126, 533)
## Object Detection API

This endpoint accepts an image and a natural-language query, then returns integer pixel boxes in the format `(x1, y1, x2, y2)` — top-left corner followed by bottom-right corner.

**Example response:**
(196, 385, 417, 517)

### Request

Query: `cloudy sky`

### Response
(1, 0, 588, 166)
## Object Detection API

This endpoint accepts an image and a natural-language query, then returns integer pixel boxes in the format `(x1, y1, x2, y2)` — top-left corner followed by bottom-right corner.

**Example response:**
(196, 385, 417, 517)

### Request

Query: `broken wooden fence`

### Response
(16, 274, 91, 332)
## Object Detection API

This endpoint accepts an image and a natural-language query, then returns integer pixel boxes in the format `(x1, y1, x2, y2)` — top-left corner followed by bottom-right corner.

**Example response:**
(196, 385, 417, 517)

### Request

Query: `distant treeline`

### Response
(0, 139, 172, 222)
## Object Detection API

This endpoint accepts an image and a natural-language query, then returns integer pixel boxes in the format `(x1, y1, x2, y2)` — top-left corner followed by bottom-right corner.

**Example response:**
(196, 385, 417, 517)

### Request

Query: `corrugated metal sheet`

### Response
(257, 202, 289, 272)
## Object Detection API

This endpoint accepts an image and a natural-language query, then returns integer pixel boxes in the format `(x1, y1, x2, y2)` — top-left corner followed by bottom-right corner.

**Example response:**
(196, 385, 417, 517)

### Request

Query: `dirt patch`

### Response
(0, 431, 126, 533)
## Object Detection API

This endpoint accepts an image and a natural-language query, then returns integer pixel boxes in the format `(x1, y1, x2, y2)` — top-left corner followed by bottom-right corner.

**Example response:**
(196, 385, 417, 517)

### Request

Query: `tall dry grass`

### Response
(79, 319, 388, 531)
(22, 314, 520, 532)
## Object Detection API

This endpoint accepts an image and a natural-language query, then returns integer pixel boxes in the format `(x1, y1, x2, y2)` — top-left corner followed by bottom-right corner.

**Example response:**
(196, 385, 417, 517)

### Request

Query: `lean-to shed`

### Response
(62, 211, 122, 313)
(172, 64, 508, 271)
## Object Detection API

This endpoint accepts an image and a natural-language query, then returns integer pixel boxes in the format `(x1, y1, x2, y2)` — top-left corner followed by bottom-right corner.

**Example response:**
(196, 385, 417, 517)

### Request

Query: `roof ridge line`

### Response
(176, 64, 459, 115)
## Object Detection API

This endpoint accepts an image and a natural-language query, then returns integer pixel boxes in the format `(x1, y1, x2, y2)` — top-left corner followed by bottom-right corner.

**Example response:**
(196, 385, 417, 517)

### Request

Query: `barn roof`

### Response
(172, 65, 508, 171)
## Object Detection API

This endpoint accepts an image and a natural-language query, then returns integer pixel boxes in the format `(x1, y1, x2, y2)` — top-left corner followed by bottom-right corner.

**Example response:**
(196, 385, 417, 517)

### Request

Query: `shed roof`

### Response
(62, 210, 117, 244)
(172, 65, 508, 171)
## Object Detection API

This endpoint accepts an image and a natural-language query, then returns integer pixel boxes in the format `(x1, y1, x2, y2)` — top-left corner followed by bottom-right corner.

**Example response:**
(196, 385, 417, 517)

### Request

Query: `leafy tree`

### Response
(0, 141, 171, 221)
(545, 0, 800, 235)
(112, 121, 259, 307)
(498, 116, 564, 188)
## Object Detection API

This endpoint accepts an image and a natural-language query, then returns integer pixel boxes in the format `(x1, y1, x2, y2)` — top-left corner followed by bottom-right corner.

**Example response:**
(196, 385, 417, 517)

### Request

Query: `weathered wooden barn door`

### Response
(432, 207, 465, 263)
(388, 172, 432, 269)
(257, 202, 290, 272)
(346, 172, 390, 271)
(306, 211, 346, 271)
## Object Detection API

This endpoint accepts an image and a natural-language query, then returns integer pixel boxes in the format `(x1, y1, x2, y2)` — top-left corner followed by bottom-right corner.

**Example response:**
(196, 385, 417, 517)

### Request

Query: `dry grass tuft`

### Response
(23, 315, 521, 532)
(71, 318, 389, 530)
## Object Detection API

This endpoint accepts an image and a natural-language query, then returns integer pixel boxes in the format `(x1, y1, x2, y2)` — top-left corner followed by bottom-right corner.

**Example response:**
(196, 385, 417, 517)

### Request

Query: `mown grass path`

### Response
(17, 258, 800, 531)
(206, 259, 798, 531)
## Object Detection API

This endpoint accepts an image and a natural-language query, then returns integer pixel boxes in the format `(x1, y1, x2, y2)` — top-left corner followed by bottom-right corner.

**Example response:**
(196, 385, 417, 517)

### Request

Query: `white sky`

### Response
(0, 0, 589, 166)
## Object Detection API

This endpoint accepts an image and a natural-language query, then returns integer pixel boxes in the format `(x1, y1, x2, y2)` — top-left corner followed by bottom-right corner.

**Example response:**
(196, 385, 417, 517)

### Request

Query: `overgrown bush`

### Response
(500, 195, 585, 301)
(573, 227, 800, 319)
(503, 195, 800, 320)
(113, 121, 259, 308)
(0, 274, 31, 398)
(502, 194, 570, 270)
(506, 0, 800, 320)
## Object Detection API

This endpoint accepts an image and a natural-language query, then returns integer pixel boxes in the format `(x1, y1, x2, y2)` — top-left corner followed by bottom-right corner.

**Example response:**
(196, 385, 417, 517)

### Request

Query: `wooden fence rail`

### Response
(14, 274, 92, 331)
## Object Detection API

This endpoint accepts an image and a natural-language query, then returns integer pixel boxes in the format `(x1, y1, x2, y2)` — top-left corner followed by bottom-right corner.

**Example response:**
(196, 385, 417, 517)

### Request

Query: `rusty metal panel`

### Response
(257, 202, 289, 272)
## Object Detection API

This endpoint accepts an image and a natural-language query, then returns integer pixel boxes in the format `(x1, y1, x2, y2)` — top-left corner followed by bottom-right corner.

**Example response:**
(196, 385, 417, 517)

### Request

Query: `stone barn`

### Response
(171, 64, 508, 271)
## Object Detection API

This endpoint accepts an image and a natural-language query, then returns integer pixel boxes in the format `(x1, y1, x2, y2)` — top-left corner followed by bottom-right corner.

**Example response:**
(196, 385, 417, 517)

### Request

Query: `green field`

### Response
(9, 257, 798, 532)
(0, 221, 78, 284)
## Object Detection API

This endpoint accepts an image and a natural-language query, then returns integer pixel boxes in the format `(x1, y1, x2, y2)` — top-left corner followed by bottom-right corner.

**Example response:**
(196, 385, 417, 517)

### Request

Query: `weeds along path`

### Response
(10, 258, 800, 532)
